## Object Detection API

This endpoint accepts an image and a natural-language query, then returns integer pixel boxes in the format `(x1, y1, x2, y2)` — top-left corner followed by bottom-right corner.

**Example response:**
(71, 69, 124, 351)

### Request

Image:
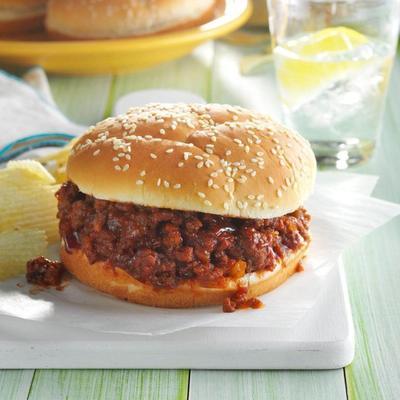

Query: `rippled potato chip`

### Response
(4, 160, 56, 185)
(0, 230, 47, 281)
(0, 161, 60, 243)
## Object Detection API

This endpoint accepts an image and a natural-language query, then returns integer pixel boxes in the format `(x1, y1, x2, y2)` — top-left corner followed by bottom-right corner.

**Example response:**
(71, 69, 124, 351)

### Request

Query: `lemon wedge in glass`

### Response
(274, 27, 375, 107)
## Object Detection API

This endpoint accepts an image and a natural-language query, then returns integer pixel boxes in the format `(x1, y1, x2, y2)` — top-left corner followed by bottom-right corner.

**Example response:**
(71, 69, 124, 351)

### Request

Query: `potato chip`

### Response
(4, 160, 55, 185)
(0, 229, 47, 281)
(38, 139, 76, 183)
(0, 183, 60, 243)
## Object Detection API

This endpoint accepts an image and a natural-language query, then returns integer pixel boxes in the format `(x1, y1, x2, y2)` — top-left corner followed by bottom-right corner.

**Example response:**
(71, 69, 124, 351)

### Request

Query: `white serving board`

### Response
(0, 259, 354, 370)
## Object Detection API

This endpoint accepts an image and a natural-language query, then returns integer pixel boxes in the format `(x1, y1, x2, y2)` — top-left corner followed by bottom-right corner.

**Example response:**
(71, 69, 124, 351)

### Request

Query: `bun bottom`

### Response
(61, 242, 309, 308)
(0, 15, 44, 36)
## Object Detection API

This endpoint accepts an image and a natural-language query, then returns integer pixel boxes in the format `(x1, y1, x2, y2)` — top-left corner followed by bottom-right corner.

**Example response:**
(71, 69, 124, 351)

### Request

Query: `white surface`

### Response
(0, 260, 354, 369)
(1, 174, 398, 336)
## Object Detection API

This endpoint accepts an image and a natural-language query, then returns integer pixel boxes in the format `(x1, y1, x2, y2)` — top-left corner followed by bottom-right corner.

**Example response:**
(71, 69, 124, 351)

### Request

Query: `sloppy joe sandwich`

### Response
(0, 0, 46, 35)
(46, 0, 217, 39)
(57, 103, 316, 308)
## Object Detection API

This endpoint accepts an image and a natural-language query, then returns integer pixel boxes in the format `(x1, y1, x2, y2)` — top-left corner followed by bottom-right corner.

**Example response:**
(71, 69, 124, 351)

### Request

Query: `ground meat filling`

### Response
(57, 181, 310, 289)
(26, 256, 65, 287)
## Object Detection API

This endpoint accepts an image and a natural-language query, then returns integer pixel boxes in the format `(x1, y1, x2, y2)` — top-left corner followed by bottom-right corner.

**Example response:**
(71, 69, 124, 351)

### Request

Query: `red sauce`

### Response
(223, 285, 264, 313)
(26, 256, 65, 287)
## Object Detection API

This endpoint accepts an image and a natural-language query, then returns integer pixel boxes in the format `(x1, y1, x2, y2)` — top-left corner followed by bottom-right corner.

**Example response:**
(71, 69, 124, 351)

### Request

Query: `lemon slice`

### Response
(274, 27, 371, 105)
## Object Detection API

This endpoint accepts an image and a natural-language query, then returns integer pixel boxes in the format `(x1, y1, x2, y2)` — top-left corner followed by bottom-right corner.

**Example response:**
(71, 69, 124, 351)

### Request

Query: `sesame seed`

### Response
(194, 155, 203, 160)
(268, 176, 274, 184)
(244, 146, 250, 153)
(237, 201, 244, 209)
(198, 192, 206, 198)
(125, 154, 131, 160)
(157, 178, 161, 187)
(118, 152, 125, 157)
(255, 201, 262, 208)
(122, 164, 129, 172)
(233, 115, 239, 121)
(173, 184, 181, 189)
(93, 149, 100, 156)
(144, 135, 153, 140)
(257, 194, 264, 200)
(112, 157, 119, 162)
(210, 136, 217, 142)
(212, 184, 220, 189)
(251, 171, 257, 177)
(197, 162, 204, 169)
(136, 179, 144, 185)
(224, 202, 229, 210)
(204, 200, 212, 206)
(257, 151, 264, 157)
(280, 159, 285, 166)
(208, 179, 213, 187)
(183, 152, 192, 160)
(225, 150, 232, 156)
(160, 129, 166, 135)
(248, 194, 255, 200)
(271, 148, 277, 155)
(277, 189, 282, 198)
(140, 170, 146, 177)
(163, 180, 170, 188)
(115, 165, 121, 171)
(224, 184, 230, 192)
(227, 177, 234, 183)
(166, 148, 174, 154)
(150, 153, 157, 159)
(178, 162, 184, 167)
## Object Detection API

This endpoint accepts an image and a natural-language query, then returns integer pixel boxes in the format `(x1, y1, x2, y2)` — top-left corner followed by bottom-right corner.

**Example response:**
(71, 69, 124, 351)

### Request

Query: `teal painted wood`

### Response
(343, 55, 400, 400)
(1, 39, 399, 400)
(104, 42, 214, 117)
(48, 75, 112, 126)
(27, 370, 188, 400)
(189, 370, 347, 400)
(0, 370, 34, 400)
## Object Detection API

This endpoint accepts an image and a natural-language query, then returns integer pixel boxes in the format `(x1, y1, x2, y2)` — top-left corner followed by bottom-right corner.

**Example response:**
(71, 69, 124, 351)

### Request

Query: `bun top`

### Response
(46, 0, 216, 39)
(67, 103, 316, 219)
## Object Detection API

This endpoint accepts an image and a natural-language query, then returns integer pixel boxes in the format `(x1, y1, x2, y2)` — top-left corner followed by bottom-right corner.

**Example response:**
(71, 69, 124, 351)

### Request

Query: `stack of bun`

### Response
(0, 0, 217, 38)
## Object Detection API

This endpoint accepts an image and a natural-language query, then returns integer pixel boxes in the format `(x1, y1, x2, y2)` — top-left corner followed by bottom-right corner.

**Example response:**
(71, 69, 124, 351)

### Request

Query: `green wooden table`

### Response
(1, 40, 399, 400)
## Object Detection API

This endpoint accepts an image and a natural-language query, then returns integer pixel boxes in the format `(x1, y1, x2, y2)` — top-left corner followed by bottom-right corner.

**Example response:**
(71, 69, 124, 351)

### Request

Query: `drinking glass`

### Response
(267, 0, 400, 168)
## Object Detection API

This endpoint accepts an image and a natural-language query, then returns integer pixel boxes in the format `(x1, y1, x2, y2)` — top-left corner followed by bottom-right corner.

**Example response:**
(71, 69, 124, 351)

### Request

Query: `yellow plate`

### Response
(0, 0, 252, 75)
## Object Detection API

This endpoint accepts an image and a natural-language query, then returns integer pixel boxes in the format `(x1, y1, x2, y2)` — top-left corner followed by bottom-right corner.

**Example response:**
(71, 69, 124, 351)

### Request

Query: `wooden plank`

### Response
(107, 42, 214, 114)
(0, 370, 34, 400)
(48, 75, 112, 125)
(189, 370, 347, 400)
(344, 54, 400, 400)
(27, 370, 188, 400)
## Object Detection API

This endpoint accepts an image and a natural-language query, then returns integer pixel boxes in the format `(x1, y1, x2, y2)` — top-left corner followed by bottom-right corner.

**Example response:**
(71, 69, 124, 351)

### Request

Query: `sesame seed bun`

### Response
(67, 103, 316, 219)
(0, 0, 46, 34)
(45, 0, 217, 39)
(60, 241, 309, 308)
